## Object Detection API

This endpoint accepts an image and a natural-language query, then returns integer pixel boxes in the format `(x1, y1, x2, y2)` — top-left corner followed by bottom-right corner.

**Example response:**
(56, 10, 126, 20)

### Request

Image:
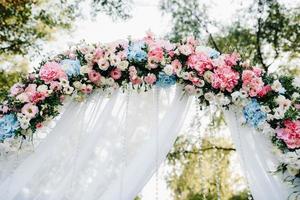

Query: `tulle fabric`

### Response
(0, 85, 191, 200)
(224, 107, 300, 200)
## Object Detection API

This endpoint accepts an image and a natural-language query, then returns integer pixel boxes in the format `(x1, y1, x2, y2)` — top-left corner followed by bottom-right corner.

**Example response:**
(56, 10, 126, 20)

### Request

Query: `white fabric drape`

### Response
(0, 85, 191, 200)
(224, 107, 300, 200)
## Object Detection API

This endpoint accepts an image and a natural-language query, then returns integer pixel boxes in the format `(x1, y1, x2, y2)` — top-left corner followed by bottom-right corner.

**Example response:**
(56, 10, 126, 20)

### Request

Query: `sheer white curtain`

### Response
(224, 107, 300, 200)
(0, 85, 191, 200)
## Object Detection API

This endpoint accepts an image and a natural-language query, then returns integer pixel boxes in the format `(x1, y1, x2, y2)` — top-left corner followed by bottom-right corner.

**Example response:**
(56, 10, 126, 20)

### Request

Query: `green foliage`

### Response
(0, 70, 24, 101)
(160, 0, 300, 71)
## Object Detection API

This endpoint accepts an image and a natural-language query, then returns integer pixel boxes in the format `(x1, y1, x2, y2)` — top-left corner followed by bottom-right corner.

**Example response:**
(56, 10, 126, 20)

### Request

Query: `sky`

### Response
(36, 0, 251, 199)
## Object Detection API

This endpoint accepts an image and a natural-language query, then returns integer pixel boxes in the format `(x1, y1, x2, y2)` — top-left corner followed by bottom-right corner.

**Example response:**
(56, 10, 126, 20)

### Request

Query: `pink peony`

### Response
(242, 70, 264, 97)
(21, 103, 39, 119)
(39, 62, 66, 83)
(88, 70, 101, 84)
(10, 83, 24, 96)
(223, 53, 240, 67)
(276, 120, 300, 149)
(211, 65, 240, 92)
(144, 74, 157, 85)
(187, 53, 213, 75)
(110, 68, 122, 80)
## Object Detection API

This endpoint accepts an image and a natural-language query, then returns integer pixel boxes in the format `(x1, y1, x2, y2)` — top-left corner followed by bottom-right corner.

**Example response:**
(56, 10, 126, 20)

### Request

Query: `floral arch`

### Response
(0, 34, 300, 200)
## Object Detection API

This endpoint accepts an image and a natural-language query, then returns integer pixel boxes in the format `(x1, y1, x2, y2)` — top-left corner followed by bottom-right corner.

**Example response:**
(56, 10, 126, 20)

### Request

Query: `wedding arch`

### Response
(0, 34, 300, 200)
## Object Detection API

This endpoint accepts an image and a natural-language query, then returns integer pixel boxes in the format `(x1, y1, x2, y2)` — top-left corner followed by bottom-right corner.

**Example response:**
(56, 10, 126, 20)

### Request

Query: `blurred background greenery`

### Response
(0, 0, 299, 199)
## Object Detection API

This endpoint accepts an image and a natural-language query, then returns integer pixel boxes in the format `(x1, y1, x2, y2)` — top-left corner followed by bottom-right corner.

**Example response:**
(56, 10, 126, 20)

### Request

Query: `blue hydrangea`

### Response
(209, 49, 220, 59)
(127, 41, 147, 62)
(61, 59, 81, 77)
(156, 72, 176, 88)
(0, 114, 19, 141)
(243, 99, 266, 127)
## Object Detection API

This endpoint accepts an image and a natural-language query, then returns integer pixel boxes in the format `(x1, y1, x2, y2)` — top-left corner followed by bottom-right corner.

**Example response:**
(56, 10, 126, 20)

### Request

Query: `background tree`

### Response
(0, 0, 131, 99)
(160, 0, 300, 72)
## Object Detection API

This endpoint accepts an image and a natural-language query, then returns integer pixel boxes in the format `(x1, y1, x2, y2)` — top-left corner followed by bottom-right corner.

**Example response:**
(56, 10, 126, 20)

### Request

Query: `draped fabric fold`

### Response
(0, 85, 191, 200)
(224, 107, 299, 200)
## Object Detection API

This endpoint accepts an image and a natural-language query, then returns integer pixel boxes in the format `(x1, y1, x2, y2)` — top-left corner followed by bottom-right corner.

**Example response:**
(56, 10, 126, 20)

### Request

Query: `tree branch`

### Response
(256, 0, 268, 71)
(170, 147, 236, 156)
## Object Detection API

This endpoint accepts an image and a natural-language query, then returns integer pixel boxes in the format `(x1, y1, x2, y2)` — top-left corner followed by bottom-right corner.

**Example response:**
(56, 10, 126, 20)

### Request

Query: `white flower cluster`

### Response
(280, 150, 300, 176)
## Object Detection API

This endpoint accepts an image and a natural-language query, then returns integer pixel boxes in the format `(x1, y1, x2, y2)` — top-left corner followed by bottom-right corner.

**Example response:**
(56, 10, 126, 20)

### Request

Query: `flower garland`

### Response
(0, 34, 300, 193)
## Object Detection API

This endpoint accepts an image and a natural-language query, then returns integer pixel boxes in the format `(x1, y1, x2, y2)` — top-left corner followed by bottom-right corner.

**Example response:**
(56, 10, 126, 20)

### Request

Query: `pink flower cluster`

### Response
(39, 62, 66, 83)
(276, 120, 300, 149)
(147, 47, 164, 69)
(242, 68, 264, 97)
(187, 53, 213, 75)
(212, 65, 240, 92)
(12, 84, 48, 104)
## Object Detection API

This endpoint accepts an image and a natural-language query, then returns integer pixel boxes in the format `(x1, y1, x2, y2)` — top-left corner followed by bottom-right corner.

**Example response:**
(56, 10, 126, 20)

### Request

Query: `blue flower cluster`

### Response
(243, 99, 266, 127)
(61, 59, 81, 77)
(208, 49, 220, 59)
(156, 72, 176, 88)
(127, 42, 147, 62)
(0, 114, 19, 141)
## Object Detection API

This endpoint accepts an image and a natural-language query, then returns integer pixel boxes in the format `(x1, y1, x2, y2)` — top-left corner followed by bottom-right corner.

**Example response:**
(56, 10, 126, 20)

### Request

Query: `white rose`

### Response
(272, 80, 285, 93)
(117, 61, 129, 71)
(163, 65, 173, 76)
(231, 91, 241, 102)
(73, 81, 82, 89)
(80, 65, 90, 74)
(204, 92, 215, 102)
(97, 58, 110, 71)
(37, 85, 48, 93)
(292, 77, 300, 88)
(16, 93, 29, 103)
(109, 55, 121, 66)
(106, 78, 115, 86)
(181, 72, 189, 80)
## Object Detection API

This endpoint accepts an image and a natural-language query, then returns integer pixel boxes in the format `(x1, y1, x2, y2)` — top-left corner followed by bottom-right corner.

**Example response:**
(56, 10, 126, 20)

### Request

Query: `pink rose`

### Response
(144, 74, 157, 85)
(36, 123, 43, 129)
(39, 62, 66, 83)
(276, 120, 300, 149)
(171, 59, 182, 72)
(148, 47, 164, 62)
(131, 77, 142, 85)
(110, 68, 122, 80)
(258, 85, 272, 97)
(50, 81, 61, 91)
(81, 84, 93, 94)
(295, 104, 300, 110)
(88, 70, 101, 84)
(21, 103, 39, 119)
